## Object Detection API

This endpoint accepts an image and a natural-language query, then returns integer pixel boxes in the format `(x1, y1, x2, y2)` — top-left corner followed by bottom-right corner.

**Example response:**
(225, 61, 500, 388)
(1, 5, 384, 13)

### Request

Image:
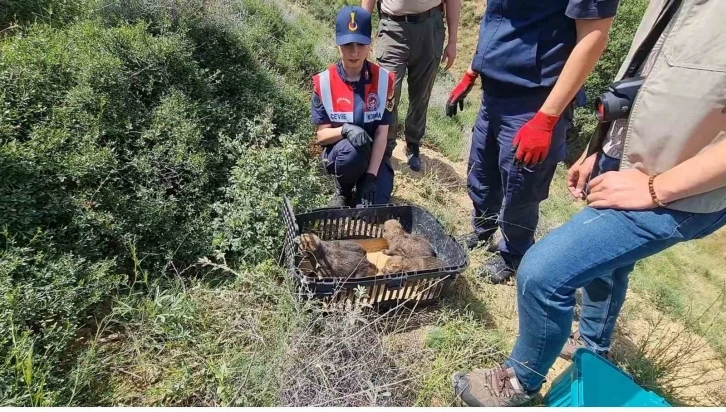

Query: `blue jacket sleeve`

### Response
(311, 90, 330, 124)
(566, 0, 619, 20)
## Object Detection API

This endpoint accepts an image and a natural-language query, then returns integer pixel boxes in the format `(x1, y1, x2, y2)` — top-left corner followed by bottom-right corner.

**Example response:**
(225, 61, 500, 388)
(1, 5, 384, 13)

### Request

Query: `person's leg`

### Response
(375, 156, 395, 204)
(480, 94, 569, 282)
(323, 138, 368, 206)
(353, 155, 394, 205)
(573, 152, 633, 356)
(575, 263, 633, 355)
(374, 17, 409, 155)
(507, 205, 726, 393)
(466, 93, 503, 247)
(497, 96, 570, 262)
(402, 9, 445, 170)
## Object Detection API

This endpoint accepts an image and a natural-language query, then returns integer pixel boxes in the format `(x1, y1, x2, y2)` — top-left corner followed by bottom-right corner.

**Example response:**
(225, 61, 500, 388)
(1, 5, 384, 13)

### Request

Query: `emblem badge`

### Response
(366, 93, 379, 112)
(348, 12, 358, 31)
(386, 96, 395, 112)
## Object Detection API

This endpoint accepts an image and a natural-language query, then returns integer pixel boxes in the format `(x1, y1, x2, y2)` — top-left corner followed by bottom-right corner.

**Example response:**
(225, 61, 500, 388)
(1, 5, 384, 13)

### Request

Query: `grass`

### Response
(2, 0, 723, 407)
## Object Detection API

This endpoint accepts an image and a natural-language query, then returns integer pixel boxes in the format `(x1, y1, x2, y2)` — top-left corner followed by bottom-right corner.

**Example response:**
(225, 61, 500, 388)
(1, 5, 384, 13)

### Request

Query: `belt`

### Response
(379, 3, 443, 23)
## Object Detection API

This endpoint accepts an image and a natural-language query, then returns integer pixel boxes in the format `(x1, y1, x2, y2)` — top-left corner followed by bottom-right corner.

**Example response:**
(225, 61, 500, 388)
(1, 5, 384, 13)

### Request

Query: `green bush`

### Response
(567, 0, 648, 158)
(0, 0, 332, 404)
(291, 0, 358, 23)
(0, 0, 87, 30)
(212, 133, 326, 261)
(0, 231, 121, 406)
(0, 22, 223, 268)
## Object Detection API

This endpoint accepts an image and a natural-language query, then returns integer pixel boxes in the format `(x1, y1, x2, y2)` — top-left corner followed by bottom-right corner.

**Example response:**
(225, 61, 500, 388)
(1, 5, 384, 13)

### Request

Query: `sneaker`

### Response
(560, 331, 585, 361)
(406, 144, 422, 172)
(452, 364, 535, 407)
(477, 254, 517, 284)
(559, 331, 610, 361)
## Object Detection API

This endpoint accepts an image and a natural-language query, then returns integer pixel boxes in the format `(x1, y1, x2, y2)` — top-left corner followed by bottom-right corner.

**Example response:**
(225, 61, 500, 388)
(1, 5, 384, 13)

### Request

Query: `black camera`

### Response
(594, 76, 644, 122)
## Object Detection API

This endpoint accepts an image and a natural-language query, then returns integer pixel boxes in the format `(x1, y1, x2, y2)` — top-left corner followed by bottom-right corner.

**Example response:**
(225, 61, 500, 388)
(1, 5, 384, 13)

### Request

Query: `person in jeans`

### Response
(361, 0, 461, 172)
(445, 0, 619, 284)
(453, 0, 726, 406)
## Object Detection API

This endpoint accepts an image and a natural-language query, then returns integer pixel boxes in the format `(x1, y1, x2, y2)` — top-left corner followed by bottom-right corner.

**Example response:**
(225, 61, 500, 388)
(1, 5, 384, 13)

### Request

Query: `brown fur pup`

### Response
(327, 240, 367, 255)
(382, 255, 446, 274)
(382, 219, 435, 258)
(297, 234, 377, 279)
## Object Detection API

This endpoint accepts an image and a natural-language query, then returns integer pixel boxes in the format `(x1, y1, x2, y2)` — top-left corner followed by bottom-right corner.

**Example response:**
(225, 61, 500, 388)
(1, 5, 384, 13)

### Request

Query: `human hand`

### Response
(358, 173, 377, 206)
(342, 124, 372, 155)
(586, 169, 656, 210)
(441, 41, 457, 70)
(446, 69, 477, 117)
(567, 153, 597, 200)
(512, 111, 559, 167)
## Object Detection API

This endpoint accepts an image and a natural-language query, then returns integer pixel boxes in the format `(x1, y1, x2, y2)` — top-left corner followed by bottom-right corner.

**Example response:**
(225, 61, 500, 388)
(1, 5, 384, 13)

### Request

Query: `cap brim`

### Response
(336, 34, 371, 46)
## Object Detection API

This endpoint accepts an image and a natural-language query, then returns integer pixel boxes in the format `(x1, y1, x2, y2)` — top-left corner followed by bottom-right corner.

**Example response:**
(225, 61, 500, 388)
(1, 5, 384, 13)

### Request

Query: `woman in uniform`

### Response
(311, 5, 396, 207)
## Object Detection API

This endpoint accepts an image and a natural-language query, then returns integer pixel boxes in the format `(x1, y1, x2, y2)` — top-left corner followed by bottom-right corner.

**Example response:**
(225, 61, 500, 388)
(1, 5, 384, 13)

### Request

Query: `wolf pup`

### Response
(382, 219, 436, 258)
(382, 255, 446, 275)
(297, 233, 377, 279)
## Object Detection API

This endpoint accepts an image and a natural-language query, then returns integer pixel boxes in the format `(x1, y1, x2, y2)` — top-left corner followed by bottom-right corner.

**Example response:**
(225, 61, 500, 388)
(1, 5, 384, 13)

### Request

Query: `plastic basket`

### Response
(544, 348, 671, 407)
(281, 197, 468, 308)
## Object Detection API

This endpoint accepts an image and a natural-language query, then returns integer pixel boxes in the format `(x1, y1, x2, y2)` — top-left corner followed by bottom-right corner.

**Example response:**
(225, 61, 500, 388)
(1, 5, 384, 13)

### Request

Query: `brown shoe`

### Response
(560, 331, 586, 361)
(452, 364, 534, 407)
(560, 331, 610, 361)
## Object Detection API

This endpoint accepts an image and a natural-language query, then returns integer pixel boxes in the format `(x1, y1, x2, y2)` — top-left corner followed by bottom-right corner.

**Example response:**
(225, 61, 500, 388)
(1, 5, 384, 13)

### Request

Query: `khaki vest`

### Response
(617, 0, 726, 213)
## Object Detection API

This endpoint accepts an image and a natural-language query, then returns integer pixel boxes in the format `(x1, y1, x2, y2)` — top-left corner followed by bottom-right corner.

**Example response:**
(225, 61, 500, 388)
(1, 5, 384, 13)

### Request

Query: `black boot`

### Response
(458, 232, 496, 251)
(476, 253, 520, 284)
(327, 184, 354, 207)
(406, 143, 422, 172)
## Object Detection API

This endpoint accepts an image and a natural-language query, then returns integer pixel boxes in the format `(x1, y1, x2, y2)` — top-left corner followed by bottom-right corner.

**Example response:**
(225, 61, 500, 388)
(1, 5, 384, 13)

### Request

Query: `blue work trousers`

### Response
(322, 138, 394, 205)
(467, 90, 572, 260)
(507, 154, 726, 392)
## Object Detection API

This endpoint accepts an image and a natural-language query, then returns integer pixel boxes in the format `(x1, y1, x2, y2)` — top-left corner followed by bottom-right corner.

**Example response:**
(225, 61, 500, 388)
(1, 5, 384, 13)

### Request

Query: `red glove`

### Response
(446, 70, 478, 117)
(513, 111, 560, 167)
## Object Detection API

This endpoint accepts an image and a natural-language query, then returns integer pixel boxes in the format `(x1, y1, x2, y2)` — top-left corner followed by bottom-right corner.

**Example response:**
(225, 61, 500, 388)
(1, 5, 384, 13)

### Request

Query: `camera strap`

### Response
(623, 0, 683, 79)
(585, 0, 683, 159)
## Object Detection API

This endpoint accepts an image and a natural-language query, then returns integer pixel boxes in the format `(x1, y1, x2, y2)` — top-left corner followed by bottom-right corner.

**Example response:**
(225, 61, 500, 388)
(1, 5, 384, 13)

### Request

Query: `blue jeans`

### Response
(507, 154, 726, 392)
(322, 138, 395, 205)
(467, 90, 573, 259)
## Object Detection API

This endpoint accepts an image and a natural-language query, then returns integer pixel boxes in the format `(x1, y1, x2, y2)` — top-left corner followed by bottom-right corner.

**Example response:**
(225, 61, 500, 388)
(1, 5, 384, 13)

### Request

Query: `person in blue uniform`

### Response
(445, 0, 619, 285)
(312, 6, 396, 207)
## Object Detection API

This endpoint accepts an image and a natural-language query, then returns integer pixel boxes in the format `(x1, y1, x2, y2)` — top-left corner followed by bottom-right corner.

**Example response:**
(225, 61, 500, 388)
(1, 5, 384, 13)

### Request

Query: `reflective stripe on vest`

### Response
(365, 68, 389, 123)
(318, 69, 353, 123)
(318, 65, 390, 124)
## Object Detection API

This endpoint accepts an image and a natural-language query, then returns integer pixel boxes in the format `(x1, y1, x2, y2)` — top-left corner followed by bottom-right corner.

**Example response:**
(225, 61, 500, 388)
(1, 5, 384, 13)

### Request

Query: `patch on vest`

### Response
(386, 96, 395, 112)
(386, 86, 395, 112)
(313, 93, 323, 109)
(366, 93, 379, 112)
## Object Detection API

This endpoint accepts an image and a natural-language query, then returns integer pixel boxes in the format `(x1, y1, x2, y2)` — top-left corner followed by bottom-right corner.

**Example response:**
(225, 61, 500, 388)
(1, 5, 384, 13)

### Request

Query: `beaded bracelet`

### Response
(649, 174, 667, 208)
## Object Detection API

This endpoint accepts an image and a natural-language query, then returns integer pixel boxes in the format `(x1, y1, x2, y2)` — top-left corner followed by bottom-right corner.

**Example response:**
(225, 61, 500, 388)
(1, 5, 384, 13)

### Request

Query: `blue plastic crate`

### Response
(544, 348, 671, 407)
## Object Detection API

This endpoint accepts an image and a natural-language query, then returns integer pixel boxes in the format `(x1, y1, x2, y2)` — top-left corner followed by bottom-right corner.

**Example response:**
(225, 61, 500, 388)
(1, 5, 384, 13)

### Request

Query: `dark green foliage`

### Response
(0, 22, 223, 268)
(0, 231, 121, 406)
(583, 0, 649, 105)
(0, 0, 331, 405)
(292, 0, 358, 23)
(212, 132, 325, 261)
(0, 0, 87, 30)
(567, 0, 648, 157)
